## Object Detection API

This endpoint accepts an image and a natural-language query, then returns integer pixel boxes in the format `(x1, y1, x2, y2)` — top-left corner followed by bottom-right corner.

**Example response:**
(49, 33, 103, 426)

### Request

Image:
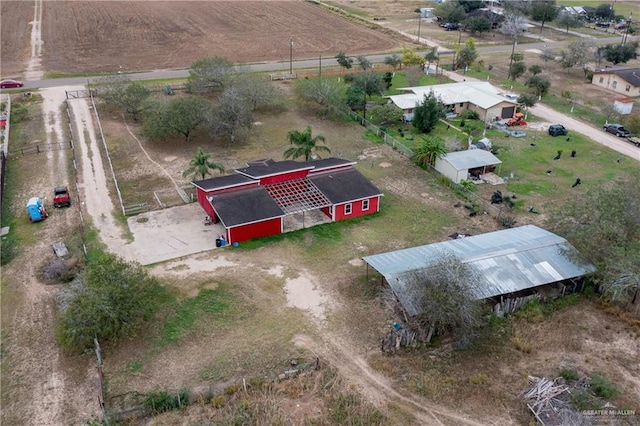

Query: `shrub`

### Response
(499, 215, 516, 228)
(461, 110, 480, 120)
(470, 373, 489, 385)
(511, 334, 533, 353)
(514, 299, 545, 323)
(590, 374, 621, 399)
(559, 368, 579, 381)
(145, 389, 189, 414)
(211, 395, 226, 408)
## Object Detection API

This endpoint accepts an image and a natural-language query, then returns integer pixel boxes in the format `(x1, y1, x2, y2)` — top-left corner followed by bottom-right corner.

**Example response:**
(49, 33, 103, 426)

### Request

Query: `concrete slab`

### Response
(126, 203, 222, 265)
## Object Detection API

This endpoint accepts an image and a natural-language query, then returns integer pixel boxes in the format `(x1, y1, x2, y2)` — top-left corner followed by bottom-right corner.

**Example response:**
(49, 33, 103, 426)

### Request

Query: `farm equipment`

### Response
(626, 136, 640, 147)
(506, 113, 527, 127)
(26, 197, 48, 222)
(53, 186, 71, 207)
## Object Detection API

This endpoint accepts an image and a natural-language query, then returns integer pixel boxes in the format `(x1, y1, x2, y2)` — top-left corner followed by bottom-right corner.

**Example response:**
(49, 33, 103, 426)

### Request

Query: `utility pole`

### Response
(417, 11, 422, 43)
(289, 37, 293, 74)
(621, 12, 632, 45)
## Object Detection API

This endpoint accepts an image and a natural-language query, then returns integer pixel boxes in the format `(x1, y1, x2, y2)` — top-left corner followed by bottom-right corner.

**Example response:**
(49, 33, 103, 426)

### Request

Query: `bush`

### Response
(144, 389, 190, 414)
(470, 373, 489, 385)
(55, 252, 166, 351)
(461, 110, 479, 120)
(559, 368, 579, 381)
(590, 374, 621, 399)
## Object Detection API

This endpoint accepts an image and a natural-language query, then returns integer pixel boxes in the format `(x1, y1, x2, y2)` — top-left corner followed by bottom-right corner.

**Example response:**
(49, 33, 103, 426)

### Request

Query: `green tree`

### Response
(434, 0, 466, 24)
(402, 252, 486, 345)
(284, 126, 331, 161)
(595, 3, 615, 20)
(367, 103, 403, 126)
(401, 47, 425, 68)
(183, 147, 225, 180)
(458, 0, 483, 13)
(530, 0, 559, 34)
(509, 61, 527, 81)
(98, 76, 150, 121)
(414, 135, 446, 167)
(556, 11, 583, 33)
(188, 56, 243, 94)
(465, 16, 492, 35)
(384, 54, 402, 70)
(549, 172, 640, 307)
(143, 96, 211, 142)
(602, 43, 638, 65)
(528, 64, 542, 75)
(525, 74, 551, 98)
(383, 72, 393, 89)
(517, 93, 537, 108)
(345, 85, 366, 111)
(55, 253, 166, 351)
(413, 93, 445, 134)
(352, 73, 386, 99)
(335, 52, 354, 71)
(457, 38, 479, 72)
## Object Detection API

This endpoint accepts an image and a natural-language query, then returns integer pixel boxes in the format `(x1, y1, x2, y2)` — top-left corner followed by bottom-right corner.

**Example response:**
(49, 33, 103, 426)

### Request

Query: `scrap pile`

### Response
(521, 375, 591, 426)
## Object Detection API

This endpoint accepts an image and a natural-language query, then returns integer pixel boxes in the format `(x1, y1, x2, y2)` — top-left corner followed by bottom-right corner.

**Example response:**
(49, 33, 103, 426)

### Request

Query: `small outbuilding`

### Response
(613, 97, 634, 115)
(433, 150, 502, 184)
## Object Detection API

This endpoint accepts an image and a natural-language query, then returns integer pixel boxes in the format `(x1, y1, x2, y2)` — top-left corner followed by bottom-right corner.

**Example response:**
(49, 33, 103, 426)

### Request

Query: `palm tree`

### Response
(183, 147, 225, 180)
(283, 126, 331, 161)
(414, 136, 447, 167)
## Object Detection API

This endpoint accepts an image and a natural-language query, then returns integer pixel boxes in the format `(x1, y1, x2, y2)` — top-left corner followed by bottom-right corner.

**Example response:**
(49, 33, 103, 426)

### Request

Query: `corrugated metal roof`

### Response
(362, 225, 596, 316)
(438, 150, 501, 171)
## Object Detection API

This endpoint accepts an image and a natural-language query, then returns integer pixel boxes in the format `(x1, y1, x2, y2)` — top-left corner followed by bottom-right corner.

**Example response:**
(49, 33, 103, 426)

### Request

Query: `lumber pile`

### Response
(521, 376, 591, 426)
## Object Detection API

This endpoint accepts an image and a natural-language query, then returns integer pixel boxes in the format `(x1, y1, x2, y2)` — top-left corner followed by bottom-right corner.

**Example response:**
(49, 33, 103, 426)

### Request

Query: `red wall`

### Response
(260, 170, 308, 185)
(196, 189, 215, 218)
(334, 196, 380, 221)
(228, 217, 282, 244)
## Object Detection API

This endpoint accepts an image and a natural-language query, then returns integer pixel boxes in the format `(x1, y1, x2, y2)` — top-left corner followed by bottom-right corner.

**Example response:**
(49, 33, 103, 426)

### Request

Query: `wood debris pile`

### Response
(521, 375, 591, 426)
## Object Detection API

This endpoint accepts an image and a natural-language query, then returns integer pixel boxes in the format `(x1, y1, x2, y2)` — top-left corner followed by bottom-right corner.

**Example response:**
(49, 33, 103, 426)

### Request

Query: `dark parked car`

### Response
(596, 21, 610, 28)
(548, 124, 568, 137)
(443, 23, 459, 31)
(603, 123, 630, 137)
(0, 79, 23, 89)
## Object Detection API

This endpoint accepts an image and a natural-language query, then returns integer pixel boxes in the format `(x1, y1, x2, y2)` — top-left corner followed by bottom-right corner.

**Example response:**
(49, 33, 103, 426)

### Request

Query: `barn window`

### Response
(612, 81, 617, 89)
(459, 102, 464, 107)
(599, 77, 603, 83)
(362, 199, 369, 211)
(345, 203, 352, 215)
(626, 85, 630, 92)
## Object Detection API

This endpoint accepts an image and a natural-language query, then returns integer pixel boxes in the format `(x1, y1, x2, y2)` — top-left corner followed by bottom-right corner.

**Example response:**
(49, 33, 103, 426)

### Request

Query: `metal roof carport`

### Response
(362, 225, 596, 316)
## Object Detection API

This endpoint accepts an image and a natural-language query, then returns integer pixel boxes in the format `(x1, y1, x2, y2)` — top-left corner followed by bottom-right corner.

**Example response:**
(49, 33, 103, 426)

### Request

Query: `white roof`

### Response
(439, 149, 501, 171)
(388, 81, 517, 110)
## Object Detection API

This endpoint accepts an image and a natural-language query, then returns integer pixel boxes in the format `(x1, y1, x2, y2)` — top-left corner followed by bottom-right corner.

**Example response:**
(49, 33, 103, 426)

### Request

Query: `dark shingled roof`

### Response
(192, 174, 255, 192)
(308, 169, 383, 204)
(210, 187, 284, 227)
(594, 66, 640, 87)
(235, 160, 313, 179)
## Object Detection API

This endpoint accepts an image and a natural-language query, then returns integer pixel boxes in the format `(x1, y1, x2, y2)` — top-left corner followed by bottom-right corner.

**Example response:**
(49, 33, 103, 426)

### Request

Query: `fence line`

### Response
(344, 108, 505, 219)
(88, 84, 126, 216)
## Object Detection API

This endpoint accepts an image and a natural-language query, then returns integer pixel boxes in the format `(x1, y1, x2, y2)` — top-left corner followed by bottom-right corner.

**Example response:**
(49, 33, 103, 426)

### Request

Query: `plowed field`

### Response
(1, 1, 404, 76)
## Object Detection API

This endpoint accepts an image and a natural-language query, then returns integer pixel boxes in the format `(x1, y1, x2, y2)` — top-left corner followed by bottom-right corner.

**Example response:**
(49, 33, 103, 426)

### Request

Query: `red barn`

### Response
(191, 158, 383, 244)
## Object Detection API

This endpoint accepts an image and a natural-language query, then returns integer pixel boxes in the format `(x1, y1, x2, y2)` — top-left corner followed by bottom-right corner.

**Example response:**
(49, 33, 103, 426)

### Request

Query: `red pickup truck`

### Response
(53, 186, 71, 208)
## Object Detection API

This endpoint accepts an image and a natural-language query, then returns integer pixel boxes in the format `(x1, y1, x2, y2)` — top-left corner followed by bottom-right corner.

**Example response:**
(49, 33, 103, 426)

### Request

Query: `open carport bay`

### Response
(127, 203, 221, 265)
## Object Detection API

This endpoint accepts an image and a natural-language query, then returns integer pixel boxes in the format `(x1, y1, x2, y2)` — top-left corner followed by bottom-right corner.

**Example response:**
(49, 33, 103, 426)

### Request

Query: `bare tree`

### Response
(188, 56, 246, 94)
(208, 87, 253, 145)
(500, 14, 528, 73)
(234, 73, 284, 112)
(400, 252, 486, 346)
(404, 65, 425, 87)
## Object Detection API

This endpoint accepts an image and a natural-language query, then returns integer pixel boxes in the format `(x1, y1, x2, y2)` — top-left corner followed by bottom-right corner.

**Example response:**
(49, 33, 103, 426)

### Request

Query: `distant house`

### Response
(434, 149, 502, 184)
(466, 8, 505, 28)
(387, 81, 518, 122)
(192, 158, 383, 244)
(592, 66, 640, 96)
(362, 225, 596, 316)
(562, 6, 587, 16)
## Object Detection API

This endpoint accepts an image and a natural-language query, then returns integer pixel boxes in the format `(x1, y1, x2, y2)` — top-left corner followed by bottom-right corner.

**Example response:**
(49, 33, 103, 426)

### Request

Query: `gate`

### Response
(66, 89, 98, 99)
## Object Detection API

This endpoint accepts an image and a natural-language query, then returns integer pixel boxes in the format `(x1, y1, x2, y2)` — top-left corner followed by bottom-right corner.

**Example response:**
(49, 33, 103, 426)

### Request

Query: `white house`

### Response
(387, 81, 518, 122)
(434, 149, 502, 184)
(613, 97, 634, 115)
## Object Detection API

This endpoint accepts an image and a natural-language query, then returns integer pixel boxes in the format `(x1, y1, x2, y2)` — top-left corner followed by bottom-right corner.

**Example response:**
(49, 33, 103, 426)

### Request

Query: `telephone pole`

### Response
(289, 37, 293, 74)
